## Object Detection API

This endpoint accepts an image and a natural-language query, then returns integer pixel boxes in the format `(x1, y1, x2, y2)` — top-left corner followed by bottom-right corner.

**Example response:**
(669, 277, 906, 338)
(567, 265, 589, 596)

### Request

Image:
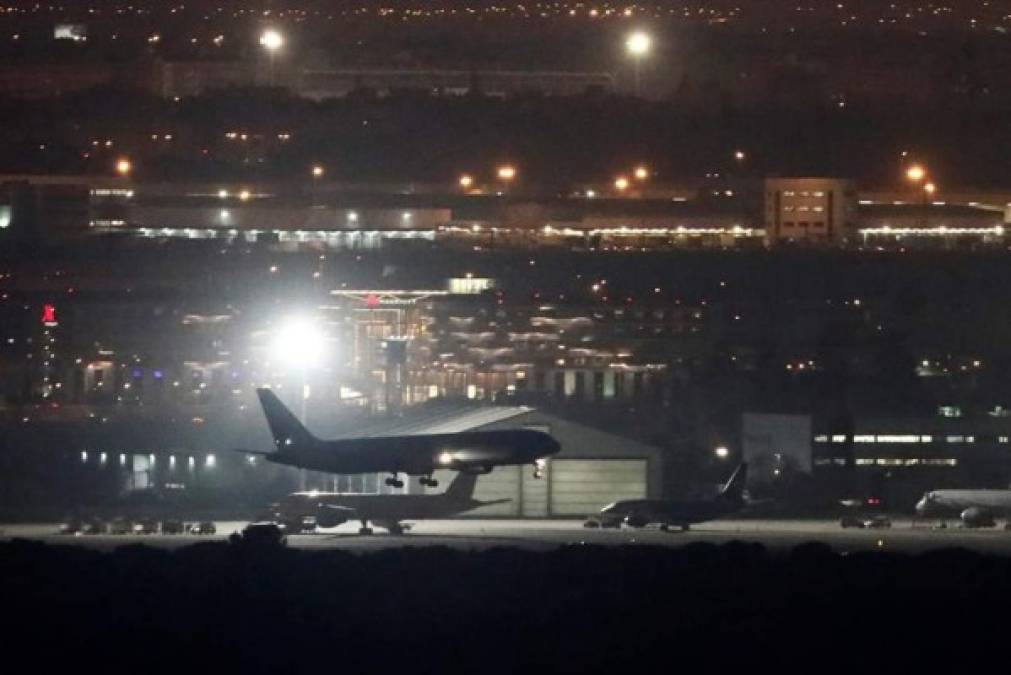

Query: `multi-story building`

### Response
(764, 177, 857, 245)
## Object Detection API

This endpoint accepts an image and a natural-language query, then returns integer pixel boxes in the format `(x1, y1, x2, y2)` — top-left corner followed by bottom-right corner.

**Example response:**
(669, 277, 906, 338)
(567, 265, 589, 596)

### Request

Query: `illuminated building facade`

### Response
(764, 178, 857, 245)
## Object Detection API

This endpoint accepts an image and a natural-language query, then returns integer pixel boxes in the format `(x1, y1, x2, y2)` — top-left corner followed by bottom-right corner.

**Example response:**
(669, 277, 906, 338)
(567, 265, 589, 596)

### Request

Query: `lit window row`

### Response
(779, 191, 826, 198)
(80, 451, 217, 468)
(816, 434, 996, 444)
(853, 458, 958, 467)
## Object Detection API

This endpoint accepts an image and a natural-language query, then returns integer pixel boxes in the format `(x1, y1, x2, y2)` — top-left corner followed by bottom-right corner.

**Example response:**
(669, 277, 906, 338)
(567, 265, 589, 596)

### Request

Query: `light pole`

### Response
(626, 31, 652, 97)
(260, 29, 284, 87)
(311, 164, 324, 204)
(496, 165, 516, 193)
(905, 164, 928, 230)
(270, 315, 327, 490)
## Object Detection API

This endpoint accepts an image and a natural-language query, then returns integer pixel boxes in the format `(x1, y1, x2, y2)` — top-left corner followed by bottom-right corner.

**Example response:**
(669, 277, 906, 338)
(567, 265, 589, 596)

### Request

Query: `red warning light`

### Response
(41, 304, 57, 326)
(365, 293, 380, 309)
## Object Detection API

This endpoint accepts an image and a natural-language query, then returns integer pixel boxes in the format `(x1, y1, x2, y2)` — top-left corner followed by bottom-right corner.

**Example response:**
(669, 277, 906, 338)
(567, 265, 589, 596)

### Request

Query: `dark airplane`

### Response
(270, 471, 510, 535)
(593, 464, 748, 531)
(242, 388, 561, 488)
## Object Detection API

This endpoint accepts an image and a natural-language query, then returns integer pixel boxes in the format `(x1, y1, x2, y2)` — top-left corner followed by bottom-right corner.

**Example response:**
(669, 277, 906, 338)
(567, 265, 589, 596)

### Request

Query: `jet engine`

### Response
(623, 512, 649, 528)
(316, 509, 348, 529)
(960, 506, 996, 528)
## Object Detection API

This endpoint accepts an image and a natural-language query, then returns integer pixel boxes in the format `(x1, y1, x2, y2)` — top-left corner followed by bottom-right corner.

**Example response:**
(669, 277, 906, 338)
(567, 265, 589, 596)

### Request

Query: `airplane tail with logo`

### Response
(256, 388, 318, 453)
(718, 463, 748, 505)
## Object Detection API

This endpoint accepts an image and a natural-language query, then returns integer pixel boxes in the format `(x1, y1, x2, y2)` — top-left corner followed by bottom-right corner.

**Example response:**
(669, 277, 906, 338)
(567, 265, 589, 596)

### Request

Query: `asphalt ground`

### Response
(4, 518, 1011, 554)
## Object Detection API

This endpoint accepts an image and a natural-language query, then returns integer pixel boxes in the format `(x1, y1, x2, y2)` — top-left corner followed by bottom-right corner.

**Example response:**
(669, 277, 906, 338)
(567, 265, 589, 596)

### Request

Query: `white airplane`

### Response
(915, 489, 1011, 527)
(269, 471, 510, 535)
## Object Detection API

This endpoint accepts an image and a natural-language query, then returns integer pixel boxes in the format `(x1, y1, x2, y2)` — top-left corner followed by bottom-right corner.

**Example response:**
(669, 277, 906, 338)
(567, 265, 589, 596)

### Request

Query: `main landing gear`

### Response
(359, 519, 373, 536)
(419, 476, 439, 488)
(384, 475, 405, 489)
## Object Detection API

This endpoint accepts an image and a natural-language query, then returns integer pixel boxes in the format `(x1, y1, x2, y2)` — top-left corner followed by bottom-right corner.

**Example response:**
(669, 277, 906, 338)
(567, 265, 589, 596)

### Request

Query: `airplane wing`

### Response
(475, 498, 513, 507)
(320, 504, 357, 513)
(231, 448, 273, 456)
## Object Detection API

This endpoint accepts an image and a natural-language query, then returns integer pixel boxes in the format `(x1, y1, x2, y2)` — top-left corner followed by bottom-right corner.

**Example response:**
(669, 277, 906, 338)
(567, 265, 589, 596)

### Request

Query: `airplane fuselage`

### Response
(278, 491, 485, 522)
(602, 497, 739, 527)
(916, 489, 1011, 517)
(266, 428, 557, 476)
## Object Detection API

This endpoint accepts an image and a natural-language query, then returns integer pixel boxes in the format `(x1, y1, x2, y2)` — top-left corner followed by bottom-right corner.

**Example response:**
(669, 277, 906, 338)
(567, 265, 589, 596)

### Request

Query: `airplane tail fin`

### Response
(444, 471, 479, 501)
(256, 388, 317, 452)
(719, 463, 748, 503)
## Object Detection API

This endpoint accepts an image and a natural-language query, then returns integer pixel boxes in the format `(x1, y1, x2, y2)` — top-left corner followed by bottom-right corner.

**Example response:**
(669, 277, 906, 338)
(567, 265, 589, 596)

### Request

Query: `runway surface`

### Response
(5, 518, 1011, 554)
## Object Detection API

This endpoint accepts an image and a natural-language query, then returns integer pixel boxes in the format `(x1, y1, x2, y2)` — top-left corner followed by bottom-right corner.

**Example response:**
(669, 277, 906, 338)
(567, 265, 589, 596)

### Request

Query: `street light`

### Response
(734, 150, 746, 162)
(714, 446, 730, 459)
(906, 164, 926, 183)
(614, 176, 629, 192)
(260, 29, 284, 86)
(634, 165, 649, 181)
(115, 158, 132, 177)
(311, 165, 324, 204)
(904, 165, 929, 228)
(625, 31, 652, 97)
(497, 165, 517, 183)
(459, 174, 474, 190)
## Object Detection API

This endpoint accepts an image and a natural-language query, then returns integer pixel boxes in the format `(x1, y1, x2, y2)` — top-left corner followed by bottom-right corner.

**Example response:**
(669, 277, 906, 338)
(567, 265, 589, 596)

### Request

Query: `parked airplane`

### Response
(915, 489, 1011, 527)
(242, 388, 561, 488)
(270, 471, 509, 535)
(591, 464, 748, 531)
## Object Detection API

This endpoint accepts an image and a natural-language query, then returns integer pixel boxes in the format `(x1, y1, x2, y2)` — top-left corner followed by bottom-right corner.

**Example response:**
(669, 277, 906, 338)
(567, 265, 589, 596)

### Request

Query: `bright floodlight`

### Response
(714, 446, 730, 459)
(634, 166, 649, 181)
(497, 165, 517, 181)
(924, 182, 936, 195)
(312, 164, 325, 178)
(115, 158, 132, 176)
(271, 317, 327, 368)
(260, 29, 284, 52)
(459, 174, 474, 189)
(626, 31, 651, 57)
(614, 176, 629, 191)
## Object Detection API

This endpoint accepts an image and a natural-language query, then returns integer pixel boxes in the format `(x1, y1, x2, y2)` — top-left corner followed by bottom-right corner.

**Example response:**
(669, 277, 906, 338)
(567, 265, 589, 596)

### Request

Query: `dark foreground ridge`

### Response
(2, 539, 1002, 671)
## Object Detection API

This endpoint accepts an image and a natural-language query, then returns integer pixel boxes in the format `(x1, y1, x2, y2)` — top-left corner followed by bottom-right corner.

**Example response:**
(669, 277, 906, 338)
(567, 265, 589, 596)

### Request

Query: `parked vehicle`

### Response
(190, 521, 216, 535)
(108, 517, 132, 535)
(232, 522, 286, 547)
(161, 519, 184, 534)
(864, 515, 892, 529)
(839, 515, 866, 529)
